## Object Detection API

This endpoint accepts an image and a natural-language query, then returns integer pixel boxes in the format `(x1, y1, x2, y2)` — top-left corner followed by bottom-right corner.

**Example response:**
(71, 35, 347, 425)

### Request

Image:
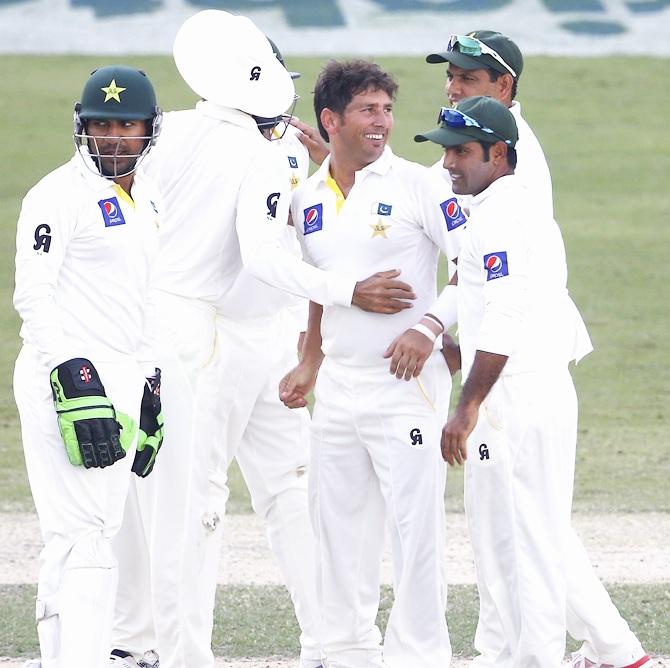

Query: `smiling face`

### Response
(443, 140, 501, 196)
(325, 87, 394, 170)
(85, 118, 149, 177)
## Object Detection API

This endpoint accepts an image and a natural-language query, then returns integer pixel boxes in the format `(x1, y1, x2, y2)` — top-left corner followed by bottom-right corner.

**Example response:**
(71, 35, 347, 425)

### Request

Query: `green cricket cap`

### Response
(426, 30, 523, 79)
(414, 96, 518, 148)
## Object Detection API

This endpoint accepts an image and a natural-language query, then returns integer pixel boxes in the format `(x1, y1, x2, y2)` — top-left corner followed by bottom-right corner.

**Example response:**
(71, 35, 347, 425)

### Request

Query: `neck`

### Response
(113, 174, 134, 196)
(327, 153, 357, 197)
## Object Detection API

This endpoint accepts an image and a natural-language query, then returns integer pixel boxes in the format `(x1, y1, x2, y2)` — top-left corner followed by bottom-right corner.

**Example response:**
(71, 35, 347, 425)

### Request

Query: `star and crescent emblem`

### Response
(100, 79, 126, 103)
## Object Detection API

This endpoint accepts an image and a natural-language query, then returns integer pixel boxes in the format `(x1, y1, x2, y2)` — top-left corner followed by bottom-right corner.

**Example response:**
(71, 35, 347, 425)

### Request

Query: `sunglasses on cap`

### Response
(437, 107, 512, 145)
(447, 34, 517, 78)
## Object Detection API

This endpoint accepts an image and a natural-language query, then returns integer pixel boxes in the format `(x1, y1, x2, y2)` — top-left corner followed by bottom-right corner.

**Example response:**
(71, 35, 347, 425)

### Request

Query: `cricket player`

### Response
(420, 31, 653, 668)
(184, 39, 324, 668)
(13, 65, 163, 668)
(110, 13, 417, 668)
(279, 60, 466, 668)
(413, 95, 651, 668)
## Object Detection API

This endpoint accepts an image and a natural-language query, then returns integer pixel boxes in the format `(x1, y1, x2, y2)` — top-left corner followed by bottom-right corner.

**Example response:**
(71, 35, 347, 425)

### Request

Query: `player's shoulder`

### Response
(23, 158, 80, 204)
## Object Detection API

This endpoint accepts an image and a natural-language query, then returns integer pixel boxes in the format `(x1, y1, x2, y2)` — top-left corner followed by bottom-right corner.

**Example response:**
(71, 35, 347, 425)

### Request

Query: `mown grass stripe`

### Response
(1, 583, 668, 658)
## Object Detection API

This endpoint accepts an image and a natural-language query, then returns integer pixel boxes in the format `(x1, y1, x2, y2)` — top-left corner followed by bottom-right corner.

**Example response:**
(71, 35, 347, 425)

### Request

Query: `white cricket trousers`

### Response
(311, 354, 452, 668)
(466, 368, 578, 668)
(112, 291, 217, 668)
(14, 344, 143, 668)
(470, 378, 646, 668)
(181, 310, 321, 668)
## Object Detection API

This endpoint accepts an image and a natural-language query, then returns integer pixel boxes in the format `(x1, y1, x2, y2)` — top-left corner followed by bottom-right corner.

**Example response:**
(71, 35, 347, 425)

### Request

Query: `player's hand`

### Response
(132, 368, 164, 477)
(50, 358, 136, 468)
(441, 332, 462, 376)
(279, 361, 319, 409)
(384, 328, 435, 381)
(441, 403, 479, 466)
(352, 269, 416, 314)
(289, 117, 330, 166)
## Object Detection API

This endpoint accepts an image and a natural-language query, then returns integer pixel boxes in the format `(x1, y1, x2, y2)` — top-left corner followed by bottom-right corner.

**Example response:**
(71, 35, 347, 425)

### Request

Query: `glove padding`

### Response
(132, 368, 164, 477)
(50, 358, 135, 468)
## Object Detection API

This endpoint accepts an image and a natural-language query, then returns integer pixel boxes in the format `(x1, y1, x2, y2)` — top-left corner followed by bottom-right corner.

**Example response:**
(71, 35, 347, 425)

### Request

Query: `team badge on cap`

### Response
(98, 197, 126, 227)
(440, 198, 467, 231)
(100, 79, 126, 103)
(483, 251, 509, 281)
(303, 203, 323, 235)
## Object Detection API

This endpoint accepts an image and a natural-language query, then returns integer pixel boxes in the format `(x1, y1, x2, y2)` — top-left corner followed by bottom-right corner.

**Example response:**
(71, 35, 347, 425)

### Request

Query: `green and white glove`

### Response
(50, 358, 136, 468)
(132, 368, 164, 478)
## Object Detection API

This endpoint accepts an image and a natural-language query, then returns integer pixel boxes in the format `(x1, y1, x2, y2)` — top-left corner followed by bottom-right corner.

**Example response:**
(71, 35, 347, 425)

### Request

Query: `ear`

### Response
(496, 73, 514, 104)
(320, 107, 339, 138)
(491, 141, 508, 165)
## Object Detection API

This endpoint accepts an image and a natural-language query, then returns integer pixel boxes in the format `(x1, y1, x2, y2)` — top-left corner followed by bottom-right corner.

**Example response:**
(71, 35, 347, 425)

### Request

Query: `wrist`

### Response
(420, 314, 444, 335)
(410, 323, 438, 343)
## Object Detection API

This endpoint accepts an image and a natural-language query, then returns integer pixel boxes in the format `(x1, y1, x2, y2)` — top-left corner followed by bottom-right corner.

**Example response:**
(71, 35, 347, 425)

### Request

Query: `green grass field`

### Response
(0, 55, 668, 658)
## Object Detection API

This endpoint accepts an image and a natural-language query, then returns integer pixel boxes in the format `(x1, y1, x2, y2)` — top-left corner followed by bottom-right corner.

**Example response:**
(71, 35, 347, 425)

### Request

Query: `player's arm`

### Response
(383, 171, 464, 379)
(441, 350, 508, 466)
(279, 300, 324, 409)
(13, 189, 80, 367)
(237, 149, 415, 313)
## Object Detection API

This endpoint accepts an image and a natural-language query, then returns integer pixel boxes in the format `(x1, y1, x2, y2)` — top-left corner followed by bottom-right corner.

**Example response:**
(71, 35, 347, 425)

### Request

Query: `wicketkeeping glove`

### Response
(50, 358, 135, 468)
(131, 368, 164, 477)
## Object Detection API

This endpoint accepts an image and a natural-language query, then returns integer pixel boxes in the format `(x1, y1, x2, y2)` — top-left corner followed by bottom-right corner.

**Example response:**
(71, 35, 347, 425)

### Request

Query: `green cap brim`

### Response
(426, 51, 509, 76)
(414, 125, 501, 147)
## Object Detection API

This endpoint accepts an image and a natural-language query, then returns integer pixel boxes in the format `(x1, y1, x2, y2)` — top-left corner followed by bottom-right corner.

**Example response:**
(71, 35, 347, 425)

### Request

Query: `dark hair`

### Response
(486, 68, 518, 100)
(314, 59, 398, 142)
(480, 141, 517, 169)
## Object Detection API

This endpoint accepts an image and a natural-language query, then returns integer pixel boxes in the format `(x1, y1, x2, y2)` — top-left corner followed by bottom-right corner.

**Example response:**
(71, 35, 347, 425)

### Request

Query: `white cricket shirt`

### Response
(456, 175, 592, 380)
(14, 148, 160, 370)
(143, 102, 354, 308)
(292, 147, 463, 365)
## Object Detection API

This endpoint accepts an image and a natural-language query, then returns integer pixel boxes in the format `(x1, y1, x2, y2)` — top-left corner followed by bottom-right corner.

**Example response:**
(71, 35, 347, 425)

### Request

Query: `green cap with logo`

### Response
(414, 96, 518, 148)
(426, 30, 523, 80)
(77, 65, 158, 121)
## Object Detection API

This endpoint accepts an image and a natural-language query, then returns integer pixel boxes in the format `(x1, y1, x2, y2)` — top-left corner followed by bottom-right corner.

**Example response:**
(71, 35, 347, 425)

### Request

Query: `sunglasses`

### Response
(437, 107, 512, 145)
(447, 34, 517, 78)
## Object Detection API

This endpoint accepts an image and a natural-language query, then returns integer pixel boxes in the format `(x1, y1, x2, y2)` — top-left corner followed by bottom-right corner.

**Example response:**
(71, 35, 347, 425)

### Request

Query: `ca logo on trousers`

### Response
(410, 428, 423, 446)
(479, 443, 490, 460)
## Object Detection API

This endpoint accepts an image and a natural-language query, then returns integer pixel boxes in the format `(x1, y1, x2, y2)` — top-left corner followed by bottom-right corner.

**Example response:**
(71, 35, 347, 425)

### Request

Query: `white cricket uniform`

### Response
(456, 174, 594, 667)
(112, 103, 356, 668)
(432, 102, 647, 668)
(13, 148, 159, 668)
(183, 122, 322, 668)
(292, 147, 461, 668)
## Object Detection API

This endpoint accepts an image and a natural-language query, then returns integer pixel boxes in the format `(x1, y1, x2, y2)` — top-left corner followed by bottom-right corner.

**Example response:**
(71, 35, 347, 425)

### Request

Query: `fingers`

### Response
(375, 268, 401, 279)
(383, 337, 398, 359)
(441, 425, 467, 466)
(279, 372, 308, 409)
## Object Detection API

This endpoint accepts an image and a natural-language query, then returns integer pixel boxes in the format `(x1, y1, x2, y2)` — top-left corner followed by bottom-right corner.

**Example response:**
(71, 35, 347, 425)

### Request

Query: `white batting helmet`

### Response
(173, 10, 295, 118)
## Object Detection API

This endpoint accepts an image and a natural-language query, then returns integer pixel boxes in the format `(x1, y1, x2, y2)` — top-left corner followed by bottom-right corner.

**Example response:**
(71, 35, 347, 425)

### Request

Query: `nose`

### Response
(443, 148, 456, 170)
(446, 78, 461, 103)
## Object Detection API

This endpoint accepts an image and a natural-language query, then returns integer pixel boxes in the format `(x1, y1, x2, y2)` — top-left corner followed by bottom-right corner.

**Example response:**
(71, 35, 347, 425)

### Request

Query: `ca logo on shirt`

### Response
(33, 223, 52, 253)
(98, 197, 126, 227)
(483, 251, 509, 281)
(440, 197, 467, 231)
(303, 203, 323, 235)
